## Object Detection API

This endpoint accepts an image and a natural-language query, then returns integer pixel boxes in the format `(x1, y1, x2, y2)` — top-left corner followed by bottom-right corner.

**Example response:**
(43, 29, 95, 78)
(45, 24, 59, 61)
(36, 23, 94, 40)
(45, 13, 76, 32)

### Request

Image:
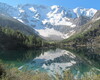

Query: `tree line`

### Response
(0, 26, 50, 50)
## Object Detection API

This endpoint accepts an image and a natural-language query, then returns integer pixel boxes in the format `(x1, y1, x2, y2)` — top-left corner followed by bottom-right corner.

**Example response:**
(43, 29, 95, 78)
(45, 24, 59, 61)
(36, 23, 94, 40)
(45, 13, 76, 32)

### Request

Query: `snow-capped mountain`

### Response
(0, 2, 97, 40)
(0, 3, 19, 17)
(73, 7, 97, 18)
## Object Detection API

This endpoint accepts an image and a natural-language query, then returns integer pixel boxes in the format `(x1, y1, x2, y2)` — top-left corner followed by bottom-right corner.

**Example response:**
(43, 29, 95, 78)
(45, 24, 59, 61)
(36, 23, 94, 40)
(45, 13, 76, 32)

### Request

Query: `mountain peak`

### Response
(73, 7, 97, 18)
(0, 2, 98, 40)
(51, 5, 61, 9)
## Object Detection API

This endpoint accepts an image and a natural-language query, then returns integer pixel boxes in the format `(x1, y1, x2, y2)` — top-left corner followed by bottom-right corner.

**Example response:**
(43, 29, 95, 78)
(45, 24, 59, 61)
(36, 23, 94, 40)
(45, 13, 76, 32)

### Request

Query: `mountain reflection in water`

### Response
(18, 48, 100, 78)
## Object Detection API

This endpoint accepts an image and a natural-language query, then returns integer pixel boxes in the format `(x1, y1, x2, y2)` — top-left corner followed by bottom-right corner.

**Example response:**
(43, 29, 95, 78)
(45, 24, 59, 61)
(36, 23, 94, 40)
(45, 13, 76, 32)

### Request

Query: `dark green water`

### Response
(0, 47, 100, 78)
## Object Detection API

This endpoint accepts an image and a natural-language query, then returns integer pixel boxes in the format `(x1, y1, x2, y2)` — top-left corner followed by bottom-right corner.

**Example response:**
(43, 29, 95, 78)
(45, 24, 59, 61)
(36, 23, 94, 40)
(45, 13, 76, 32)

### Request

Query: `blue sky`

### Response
(0, 0, 99, 9)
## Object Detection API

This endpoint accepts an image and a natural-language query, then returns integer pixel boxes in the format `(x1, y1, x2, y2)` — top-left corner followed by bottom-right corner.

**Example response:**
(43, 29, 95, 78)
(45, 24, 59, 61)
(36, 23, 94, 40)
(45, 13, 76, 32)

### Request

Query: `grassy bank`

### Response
(0, 62, 100, 80)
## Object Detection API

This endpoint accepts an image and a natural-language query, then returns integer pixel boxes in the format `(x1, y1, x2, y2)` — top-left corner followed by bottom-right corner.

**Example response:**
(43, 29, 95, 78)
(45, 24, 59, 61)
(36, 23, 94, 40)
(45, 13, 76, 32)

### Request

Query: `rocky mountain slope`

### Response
(62, 11, 100, 46)
(0, 14, 36, 35)
(0, 2, 98, 40)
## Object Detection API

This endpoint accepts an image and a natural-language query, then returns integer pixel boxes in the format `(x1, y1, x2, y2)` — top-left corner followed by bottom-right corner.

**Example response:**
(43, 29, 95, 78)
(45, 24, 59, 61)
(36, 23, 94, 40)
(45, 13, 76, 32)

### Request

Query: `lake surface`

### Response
(0, 47, 100, 79)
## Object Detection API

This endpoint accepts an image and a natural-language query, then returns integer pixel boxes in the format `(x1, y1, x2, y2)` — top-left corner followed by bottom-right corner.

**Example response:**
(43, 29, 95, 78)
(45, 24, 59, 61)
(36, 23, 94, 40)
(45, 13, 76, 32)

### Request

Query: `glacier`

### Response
(0, 2, 97, 40)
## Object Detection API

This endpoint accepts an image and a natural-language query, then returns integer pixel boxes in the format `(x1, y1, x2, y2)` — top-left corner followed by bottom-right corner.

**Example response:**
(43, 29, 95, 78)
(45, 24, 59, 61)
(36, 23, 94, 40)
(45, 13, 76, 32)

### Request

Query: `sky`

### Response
(0, 0, 99, 9)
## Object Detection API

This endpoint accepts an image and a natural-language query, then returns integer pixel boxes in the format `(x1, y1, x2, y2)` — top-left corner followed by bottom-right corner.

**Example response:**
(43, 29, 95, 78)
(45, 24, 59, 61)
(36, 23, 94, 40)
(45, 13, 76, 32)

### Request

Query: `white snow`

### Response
(35, 28, 70, 39)
(86, 8, 97, 17)
(0, 2, 97, 40)
(17, 19, 24, 23)
(13, 17, 17, 19)
(19, 9, 24, 13)
(35, 28, 76, 40)
(43, 16, 76, 27)
(51, 5, 59, 10)
(73, 7, 97, 18)
(35, 28, 63, 37)
(29, 7, 37, 12)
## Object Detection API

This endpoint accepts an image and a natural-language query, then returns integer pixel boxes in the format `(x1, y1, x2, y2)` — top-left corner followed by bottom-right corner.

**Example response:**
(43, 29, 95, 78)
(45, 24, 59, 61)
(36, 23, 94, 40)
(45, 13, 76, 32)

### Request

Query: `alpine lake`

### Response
(0, 47, 100, 79)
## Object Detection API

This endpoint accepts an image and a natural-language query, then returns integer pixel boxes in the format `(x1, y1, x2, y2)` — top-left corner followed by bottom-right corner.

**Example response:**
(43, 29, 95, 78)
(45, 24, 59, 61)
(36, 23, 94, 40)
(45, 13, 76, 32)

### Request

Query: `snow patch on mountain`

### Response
(0, 2, 97, 40)
(73, 7, 97, 18)
(35, 28, 63, 38)
(35, 28, 75, 40)
(29, 7, 37, 12)
(19, 9, 25, 13)
(17, 19, 24, 23)
(42, 5, 76, 26)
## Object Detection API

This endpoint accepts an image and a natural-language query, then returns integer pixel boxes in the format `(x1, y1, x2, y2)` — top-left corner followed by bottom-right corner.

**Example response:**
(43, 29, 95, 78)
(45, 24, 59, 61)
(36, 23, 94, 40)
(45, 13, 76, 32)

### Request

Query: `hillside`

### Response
(62, 16, 100, 47)
(0, 14, 36, 35)
(0, 27, 44, 50)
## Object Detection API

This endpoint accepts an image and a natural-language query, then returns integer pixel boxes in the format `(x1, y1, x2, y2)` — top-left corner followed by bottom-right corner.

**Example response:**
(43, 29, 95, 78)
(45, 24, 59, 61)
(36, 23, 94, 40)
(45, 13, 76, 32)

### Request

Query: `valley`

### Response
(0, 2, 100, 80)
(0, 2, 97, 40)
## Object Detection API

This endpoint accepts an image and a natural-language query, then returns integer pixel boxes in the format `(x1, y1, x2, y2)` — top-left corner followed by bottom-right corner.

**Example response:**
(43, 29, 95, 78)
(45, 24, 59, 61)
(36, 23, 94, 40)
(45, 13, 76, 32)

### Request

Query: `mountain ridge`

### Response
(61, 11, 100, 47)
(0, 2, 98, 40)
(0, 14, 36, 35)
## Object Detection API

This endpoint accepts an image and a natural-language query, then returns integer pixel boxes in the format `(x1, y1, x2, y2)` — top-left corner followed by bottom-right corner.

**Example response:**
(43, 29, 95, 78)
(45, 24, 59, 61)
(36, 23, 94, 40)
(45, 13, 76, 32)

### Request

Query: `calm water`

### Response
(0, 47, 100, 79)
